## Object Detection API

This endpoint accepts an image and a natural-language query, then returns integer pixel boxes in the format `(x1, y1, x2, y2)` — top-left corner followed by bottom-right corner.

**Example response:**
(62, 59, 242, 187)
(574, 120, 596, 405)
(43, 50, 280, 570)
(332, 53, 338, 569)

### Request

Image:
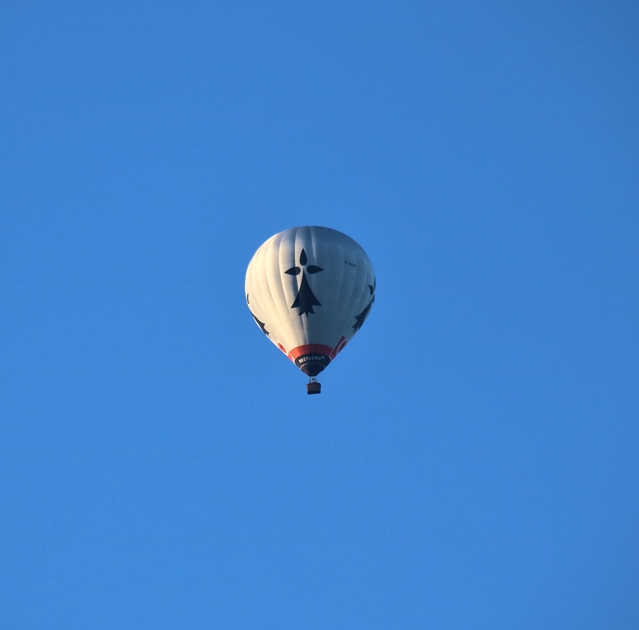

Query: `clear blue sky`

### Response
(1, 1, 638, 628)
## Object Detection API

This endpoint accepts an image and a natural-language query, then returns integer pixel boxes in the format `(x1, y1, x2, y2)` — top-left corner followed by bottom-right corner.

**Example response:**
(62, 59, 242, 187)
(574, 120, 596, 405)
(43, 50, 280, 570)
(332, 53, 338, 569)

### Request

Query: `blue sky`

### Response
(1, 1, 638, 628)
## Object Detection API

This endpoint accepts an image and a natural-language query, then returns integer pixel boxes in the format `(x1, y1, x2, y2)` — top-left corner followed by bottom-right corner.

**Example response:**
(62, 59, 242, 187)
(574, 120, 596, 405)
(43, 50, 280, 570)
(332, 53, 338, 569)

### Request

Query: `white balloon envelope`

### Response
(245, 226, 376, 392)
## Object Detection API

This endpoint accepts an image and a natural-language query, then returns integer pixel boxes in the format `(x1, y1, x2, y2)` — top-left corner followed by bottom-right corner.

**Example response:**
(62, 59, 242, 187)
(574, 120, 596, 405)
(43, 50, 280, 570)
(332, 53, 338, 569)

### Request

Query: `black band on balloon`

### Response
(294, 353, 331, 377)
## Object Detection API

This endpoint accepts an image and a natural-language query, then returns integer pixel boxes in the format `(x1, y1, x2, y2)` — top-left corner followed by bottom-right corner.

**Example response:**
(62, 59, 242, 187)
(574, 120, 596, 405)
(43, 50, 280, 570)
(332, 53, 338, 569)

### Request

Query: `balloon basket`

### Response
(306, 379, 321, 395)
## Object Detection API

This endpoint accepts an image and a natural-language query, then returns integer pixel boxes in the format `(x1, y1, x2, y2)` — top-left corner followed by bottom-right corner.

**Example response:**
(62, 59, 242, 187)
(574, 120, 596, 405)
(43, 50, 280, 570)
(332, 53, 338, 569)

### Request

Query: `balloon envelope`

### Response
(245, 226, 376, 376)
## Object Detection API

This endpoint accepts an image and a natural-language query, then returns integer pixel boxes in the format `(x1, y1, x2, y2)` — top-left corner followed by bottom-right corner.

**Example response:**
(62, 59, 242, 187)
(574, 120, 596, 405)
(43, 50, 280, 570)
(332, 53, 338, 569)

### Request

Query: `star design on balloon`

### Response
(246, 295, 270, 337)
(353, 278, 376, 332)
(251, 312, 270, 336)
(285, 248, 323, 316)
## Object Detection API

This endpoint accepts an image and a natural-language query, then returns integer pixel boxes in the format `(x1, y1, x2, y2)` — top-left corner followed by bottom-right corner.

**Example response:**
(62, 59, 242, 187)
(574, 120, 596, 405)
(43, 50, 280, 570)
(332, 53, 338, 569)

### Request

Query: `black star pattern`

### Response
(353, 296, 375, 332)
(286, 248, 324, 316)
(353, 278, 376, 331)
(250, 310, 270, 337)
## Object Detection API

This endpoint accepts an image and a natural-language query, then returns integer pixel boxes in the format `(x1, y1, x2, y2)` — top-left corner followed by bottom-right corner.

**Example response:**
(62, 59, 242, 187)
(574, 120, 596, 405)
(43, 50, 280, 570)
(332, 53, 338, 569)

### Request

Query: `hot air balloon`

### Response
(245, 226, 376, 394)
